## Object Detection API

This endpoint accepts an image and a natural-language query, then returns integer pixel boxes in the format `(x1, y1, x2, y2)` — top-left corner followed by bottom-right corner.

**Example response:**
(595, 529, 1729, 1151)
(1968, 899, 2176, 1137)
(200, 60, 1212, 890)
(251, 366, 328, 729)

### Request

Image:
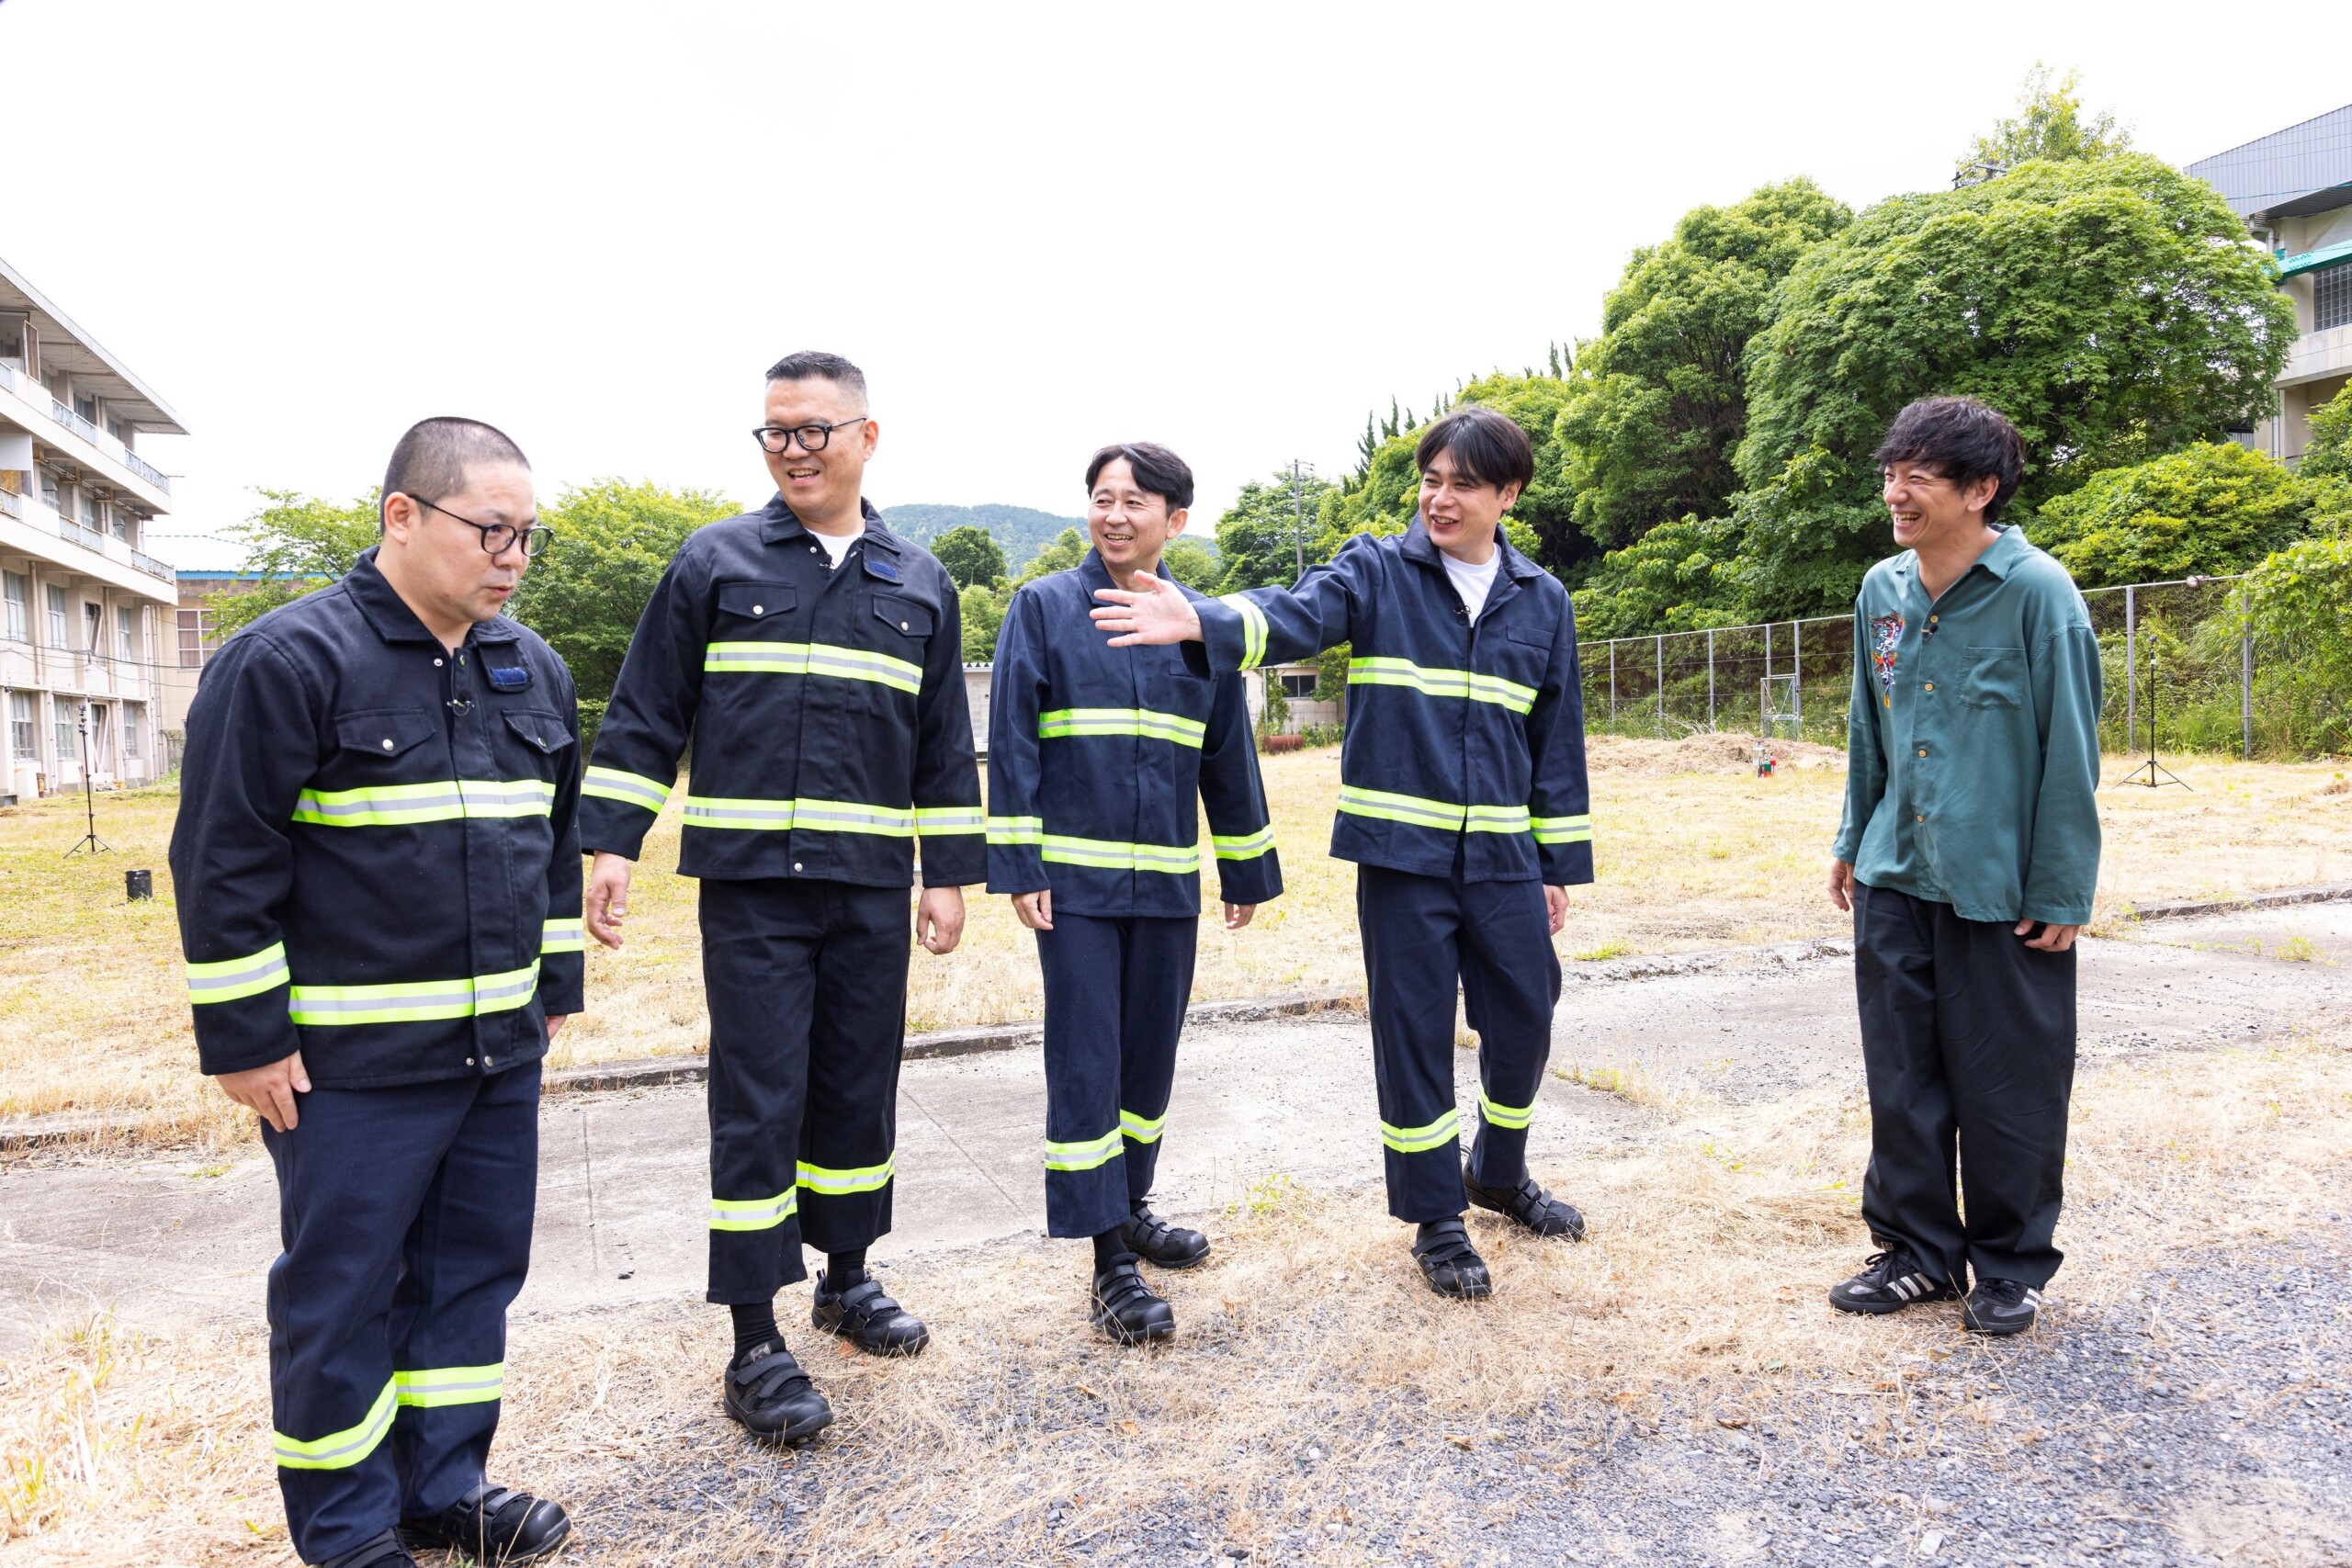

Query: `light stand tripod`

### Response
(2119, 642, 2188, 790)
(63, 701, 110, 854)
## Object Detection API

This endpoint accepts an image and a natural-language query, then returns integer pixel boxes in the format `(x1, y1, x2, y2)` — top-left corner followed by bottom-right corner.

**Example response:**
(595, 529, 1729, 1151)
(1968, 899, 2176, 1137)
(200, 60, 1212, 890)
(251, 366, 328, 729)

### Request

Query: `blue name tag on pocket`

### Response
(864, 557, 900, 583)
(488, 666, 531, 692)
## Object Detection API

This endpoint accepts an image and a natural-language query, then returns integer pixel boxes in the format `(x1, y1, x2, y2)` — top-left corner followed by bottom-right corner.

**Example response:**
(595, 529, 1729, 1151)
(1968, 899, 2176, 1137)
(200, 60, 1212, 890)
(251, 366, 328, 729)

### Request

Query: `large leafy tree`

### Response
(1960, 63, 2131, 175)
(1323, 373, 1565, 571)
(1559, 179, 1851, 551)
(929, 524, 1006, 589)
(213, 489, 382, 640)
(1215, 470, 1340, 592)
(2028, 443, 2312, 588)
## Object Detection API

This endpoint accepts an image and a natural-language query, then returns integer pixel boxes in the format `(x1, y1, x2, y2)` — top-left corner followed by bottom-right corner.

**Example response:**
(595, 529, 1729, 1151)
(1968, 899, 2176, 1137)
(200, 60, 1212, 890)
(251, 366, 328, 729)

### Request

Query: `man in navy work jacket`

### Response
(1826, 396, 2103, 1337)
(580, 352, 983, 1446)
(1094, 406, 1594, 1300)
(171, 418, 581, 1568)
(988, 442, 1281, 1344)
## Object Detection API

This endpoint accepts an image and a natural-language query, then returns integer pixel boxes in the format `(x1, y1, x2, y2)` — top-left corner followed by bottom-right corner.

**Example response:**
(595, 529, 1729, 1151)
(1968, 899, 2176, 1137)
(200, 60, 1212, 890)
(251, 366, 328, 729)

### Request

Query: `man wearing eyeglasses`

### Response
(171, 418, 581, 1568)
(581, 352, 984, 1447)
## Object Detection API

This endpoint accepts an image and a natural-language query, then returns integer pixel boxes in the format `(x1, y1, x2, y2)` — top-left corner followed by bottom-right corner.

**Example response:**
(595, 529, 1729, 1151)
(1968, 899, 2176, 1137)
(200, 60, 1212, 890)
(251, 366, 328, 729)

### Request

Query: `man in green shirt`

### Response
(1826, 396, 2103, 1337)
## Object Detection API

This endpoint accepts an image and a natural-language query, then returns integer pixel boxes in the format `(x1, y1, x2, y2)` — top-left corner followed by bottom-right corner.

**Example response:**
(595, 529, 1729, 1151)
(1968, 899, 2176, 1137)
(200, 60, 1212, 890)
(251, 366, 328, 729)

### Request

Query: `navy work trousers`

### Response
(1853, 881, 2078, 1290)
(700, 876, 910, 1303)
(1035, 911, 1198, 1237)
(1357, 864, 1561, 1222)
(261, 1061, 538, 1564)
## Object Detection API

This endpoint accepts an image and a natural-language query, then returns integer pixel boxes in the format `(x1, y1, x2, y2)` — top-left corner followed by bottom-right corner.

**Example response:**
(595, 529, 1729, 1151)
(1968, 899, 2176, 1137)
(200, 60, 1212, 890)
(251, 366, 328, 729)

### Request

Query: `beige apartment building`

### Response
(0, 254, 182, 804)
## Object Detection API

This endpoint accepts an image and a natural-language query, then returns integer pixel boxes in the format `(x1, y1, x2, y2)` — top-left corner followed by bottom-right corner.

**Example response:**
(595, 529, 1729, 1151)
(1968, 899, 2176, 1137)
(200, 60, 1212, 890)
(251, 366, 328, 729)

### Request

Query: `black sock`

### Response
(730, 1300, 781, 1360)
(827, 1249, 868, 1290)
(1093, 1228, 1135, 1273)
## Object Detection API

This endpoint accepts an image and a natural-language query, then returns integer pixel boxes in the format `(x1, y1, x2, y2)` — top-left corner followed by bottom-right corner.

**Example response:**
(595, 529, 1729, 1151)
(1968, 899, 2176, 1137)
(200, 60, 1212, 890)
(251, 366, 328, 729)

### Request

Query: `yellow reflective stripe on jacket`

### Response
(1465, 804, 1532, 835)
(187, 942, 290, 1005)
(986, 815, 1044, 845)
(1210, 826, 1275, 861)
(291, 778, 554, 827)
(1119, 1108, 1167, 1145)
(1380, 1109, 1461, 1154)
(703, 640, 922, 694)
(1346, 657, 1538, 714)
(682, 796, 916, 836)
(288, 964, 539, 1027)
(1045, 1128, 1125, 1171)
(1217, 593, 1269, 670)
(1037, 707, 1208, 748)
(394, 1363, 504, 1408)
(913, 806, 984, 834)
(1337, 785, 1465, 832)
(582, 765, 672, 812)
(797, 1156, 895, 1195)
(541, 918, 584, 955)
(1040, 835, 1200, 874)
(275, 1377, 396, 1471)
(710, 1188, 799, 1232)
(1532, 813, 1594, 844)
(1477, 1091, 1535, 1132)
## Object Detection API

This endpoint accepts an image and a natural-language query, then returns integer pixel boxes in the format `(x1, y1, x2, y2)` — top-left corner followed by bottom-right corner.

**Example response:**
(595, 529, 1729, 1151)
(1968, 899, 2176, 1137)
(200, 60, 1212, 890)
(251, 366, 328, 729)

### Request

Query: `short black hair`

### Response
(765, 350, 868, 408)
(1415, 406, 1534, 494)
(1085, 442, 1195, 513)
(382, 417, 530, 515)
(1872, 396, 2026, 524)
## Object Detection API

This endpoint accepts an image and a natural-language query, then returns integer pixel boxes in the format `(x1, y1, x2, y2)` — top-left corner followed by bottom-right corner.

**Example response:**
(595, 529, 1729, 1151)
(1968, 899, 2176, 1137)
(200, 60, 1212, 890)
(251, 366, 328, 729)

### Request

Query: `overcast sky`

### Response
(6, 1, 2348, 570)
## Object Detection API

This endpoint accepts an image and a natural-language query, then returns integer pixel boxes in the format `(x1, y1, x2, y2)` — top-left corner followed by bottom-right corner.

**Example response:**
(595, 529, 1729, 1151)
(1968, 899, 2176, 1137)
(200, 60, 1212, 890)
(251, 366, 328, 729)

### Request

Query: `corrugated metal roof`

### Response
(2186, 102, 2352, 224)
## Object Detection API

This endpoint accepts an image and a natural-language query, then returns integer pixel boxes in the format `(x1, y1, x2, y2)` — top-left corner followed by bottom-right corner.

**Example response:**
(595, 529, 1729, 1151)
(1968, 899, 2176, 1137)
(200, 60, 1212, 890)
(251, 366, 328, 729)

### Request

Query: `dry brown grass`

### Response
(6, 745, 2349, 1147)
(8, 1028, 2350, 1566)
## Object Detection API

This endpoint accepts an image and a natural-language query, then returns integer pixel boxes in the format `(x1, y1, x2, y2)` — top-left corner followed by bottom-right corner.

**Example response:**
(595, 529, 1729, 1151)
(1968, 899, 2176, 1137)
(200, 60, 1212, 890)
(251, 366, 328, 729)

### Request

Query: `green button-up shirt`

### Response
(1832, 525, 2103, 926)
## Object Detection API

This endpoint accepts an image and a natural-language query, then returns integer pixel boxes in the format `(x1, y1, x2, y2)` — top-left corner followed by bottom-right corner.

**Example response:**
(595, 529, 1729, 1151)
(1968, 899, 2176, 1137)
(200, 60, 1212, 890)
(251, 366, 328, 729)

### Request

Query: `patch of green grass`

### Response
(1573, 941, 1632, 962)
(2273, 935, 2322, 963)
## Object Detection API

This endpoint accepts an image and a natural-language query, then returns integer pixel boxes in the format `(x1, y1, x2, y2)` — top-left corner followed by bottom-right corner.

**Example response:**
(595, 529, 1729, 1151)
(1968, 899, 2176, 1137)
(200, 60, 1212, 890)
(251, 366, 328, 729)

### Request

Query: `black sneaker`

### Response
(811, 1269, 931, 1357)
(1464, 1171, 1588, 1240)
(1827, 1249, 1960, 1315)
(1962, 1277, 2045, 1336)
(1091, 1259, 1176, 1345)
(320, 1530, 418, 1568)
(1411, 1217, 1492, 1300)
(401, 1483, 571, 1564)
(1121, 1203, 1211, 1269)
(724, 1341, 833, 1445)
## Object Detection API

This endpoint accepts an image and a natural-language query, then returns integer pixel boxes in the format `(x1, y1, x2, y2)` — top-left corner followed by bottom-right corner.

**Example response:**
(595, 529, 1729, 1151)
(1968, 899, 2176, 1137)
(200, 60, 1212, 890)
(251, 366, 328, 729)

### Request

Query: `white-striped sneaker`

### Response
(1827, 1249, 1960, 1315)
(1961, 1277, 2044, 1336)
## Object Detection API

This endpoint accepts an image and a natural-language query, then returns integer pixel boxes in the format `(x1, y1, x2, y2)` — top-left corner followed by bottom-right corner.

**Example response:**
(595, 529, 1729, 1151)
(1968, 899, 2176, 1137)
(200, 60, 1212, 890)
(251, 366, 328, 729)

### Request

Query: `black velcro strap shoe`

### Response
(1411, 1218, 1492, 1300)
(1091, 1259, 1177, 1346)
(1827, 1249, 1961, 1315)
(811, 1271, 931, 1357)
(1464, 1172, 1588, 1240)
(1961, 1277, 2045, 1336)
(400, 1483, 570, 1564)
(321, 1529, 418, 1568)
(724, 1341, 833, 1445)
(1121, 1203, 1211, 1269)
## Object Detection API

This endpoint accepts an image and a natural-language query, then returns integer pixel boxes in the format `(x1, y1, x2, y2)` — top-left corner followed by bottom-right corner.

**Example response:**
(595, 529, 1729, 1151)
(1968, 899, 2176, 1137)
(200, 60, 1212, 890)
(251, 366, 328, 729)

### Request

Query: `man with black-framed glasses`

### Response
(172, 417, 582, 1567)
(582, 351, 983, 1447)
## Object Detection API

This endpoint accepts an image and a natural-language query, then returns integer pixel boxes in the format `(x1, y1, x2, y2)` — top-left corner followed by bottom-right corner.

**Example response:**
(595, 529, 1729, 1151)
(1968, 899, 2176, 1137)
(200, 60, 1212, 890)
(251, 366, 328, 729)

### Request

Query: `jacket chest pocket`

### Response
(872, 593, 933, 641)
(1961, 647, 2026, 709)
(331, 708, 442, 772)
(498, 710, 577, 789)
(715, 581, 800, 635)
(1489, 615, 1557, 699)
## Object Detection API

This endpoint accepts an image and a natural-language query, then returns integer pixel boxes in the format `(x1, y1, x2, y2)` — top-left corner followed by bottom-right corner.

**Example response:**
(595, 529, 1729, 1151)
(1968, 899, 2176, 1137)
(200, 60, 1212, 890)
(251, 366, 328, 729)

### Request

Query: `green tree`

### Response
(929, 524, 1006, 589)
(1568, 514, 1747, 638)
(2245, 531, 2352, 749)
(1215, 472, 1340, 592)
(1729, 152, 2296, 618)
(2302, 382, 2352, 482)
(1324, 374, 1559, 571)
(959, 582, 1008, 661)
(1160, 536, 1219, 591)
(1017, 527, 1089, 584)
(1961, 64, 2131, 175)
(2028, 443, 2311, 588)
(214, 489, 382, 639)
(1559, 179, 1851, 551)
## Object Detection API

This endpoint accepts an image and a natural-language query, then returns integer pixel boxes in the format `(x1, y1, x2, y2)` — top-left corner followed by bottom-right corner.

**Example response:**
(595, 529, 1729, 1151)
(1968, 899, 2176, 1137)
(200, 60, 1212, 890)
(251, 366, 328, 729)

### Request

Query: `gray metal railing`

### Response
(122, 450, 171, 492)
(51, 399, 102, 446)
(0, 487, 20, 520)
(131, 548, 175, 581)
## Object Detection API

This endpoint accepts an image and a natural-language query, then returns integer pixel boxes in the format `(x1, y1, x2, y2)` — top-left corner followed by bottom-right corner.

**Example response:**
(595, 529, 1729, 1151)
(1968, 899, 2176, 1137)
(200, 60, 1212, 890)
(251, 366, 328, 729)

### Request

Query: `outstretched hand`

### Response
(1090, 572, 1203, 647)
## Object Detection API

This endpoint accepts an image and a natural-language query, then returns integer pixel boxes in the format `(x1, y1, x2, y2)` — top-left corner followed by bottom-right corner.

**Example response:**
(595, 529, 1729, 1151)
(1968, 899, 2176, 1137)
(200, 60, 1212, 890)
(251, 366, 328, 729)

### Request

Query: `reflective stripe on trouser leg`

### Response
(263, 1066, 538, 1563)
(1036, 912, 1199, 1238)
(1457, 877, 1562, 1192)
(1357, 863, 1474, 1223)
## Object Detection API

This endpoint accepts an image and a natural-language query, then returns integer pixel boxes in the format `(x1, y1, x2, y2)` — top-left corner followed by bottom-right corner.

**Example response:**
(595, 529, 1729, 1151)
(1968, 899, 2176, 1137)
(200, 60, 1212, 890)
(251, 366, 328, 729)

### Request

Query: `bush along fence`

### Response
(1573, 571, 2343, 761)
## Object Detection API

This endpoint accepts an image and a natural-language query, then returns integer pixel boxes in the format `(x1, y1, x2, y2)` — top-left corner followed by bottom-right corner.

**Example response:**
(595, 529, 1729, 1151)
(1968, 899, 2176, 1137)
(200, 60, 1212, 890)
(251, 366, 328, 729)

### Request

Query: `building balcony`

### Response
(2282, 323, 2352, 387)
(0, 358, 174, 512)
(0, 491, 178, 602)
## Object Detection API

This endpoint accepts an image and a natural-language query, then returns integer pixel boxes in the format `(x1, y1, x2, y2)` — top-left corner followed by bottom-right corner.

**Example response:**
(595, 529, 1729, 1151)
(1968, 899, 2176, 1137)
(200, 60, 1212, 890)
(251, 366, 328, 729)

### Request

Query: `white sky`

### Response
(6, 0, 2348, 570)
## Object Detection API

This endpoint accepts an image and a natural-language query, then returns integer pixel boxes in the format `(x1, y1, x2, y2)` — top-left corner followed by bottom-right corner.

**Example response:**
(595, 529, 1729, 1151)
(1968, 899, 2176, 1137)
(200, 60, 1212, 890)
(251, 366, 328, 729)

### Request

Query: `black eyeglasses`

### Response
(408, 495, 553, 558)
(752, 419, 869, 455)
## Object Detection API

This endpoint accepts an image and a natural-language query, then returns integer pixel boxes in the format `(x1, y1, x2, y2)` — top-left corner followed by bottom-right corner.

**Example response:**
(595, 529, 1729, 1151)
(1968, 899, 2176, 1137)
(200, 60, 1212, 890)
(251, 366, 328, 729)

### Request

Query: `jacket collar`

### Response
(345, 547, 521, 647)
(1401, 514, 1543, 581)
(1080, 547, 1174, 595)
(759, 494, 899, 553)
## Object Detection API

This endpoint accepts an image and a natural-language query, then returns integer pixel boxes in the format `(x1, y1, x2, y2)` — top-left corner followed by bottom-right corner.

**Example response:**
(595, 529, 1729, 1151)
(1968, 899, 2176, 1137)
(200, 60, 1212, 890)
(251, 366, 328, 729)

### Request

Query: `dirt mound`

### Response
(1586, 731, 1846, 775)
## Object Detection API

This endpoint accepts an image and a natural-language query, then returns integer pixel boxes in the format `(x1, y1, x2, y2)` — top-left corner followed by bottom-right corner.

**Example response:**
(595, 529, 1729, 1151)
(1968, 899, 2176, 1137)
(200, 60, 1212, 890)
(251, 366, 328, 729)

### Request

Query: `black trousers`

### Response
(1035, 912, 1198, 1238)
(261, 1063, 538, 1564)
(700, 876, 910, 1303)
(1853, 881, 2077, 1290)
(1358, 864, 1562, 1223)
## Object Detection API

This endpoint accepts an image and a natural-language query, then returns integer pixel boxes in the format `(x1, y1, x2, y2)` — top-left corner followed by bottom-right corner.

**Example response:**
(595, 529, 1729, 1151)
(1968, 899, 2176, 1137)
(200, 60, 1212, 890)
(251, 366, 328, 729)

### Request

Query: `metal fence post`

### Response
(1706, 628, 1716, 730)
(1762, 621, 1772, 732)
(2123, 584, 2136, 749)
(2242, 582, 2254, 761)
(1656, 634, 1665, 737)
(1792, 620, 1803, 731)
(1608, 640, 1616, 727)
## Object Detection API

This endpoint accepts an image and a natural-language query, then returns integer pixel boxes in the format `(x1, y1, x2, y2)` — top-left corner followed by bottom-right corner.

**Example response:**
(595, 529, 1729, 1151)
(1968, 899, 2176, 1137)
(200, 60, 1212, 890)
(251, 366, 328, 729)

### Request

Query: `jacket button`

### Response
(465, 1056, 474, 1066)
(483, 1054, 493, 1067)
(434, 658, 444, 667)
(793, 862, 803, 872)
(1923, 682, 1935, 693)
(1916, 813, 1925, 822)
(752, 605, 763, 615)
(382, 739, 395, 750)
(900, 621, 910, 631)
(1917, 748, 1928, 758)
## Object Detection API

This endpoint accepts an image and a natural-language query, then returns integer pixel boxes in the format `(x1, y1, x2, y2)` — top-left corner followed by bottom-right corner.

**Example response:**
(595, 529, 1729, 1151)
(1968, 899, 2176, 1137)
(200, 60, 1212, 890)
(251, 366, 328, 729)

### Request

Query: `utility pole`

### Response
(1288, 459, 1312, 584)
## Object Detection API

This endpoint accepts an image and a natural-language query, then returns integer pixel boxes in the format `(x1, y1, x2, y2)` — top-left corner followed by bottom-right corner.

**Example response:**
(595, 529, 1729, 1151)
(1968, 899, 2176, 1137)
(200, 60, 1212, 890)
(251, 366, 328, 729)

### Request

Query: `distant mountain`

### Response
(878, 503, 1084, 570)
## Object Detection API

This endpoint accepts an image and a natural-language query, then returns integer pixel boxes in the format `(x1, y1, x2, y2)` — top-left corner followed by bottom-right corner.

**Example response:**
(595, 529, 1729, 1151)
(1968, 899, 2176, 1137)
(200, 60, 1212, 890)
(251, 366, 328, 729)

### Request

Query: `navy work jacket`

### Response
(579, 497, 984, 887)
(987, 551, 1281, 919)
(169, 548, 584, 1088)
(1192, 520, 1594, 886)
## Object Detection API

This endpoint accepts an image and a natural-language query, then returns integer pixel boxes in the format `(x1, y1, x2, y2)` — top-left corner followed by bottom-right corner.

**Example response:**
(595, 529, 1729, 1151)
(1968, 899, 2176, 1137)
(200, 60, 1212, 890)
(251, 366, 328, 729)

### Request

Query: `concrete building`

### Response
(2188, 103, 2352, 466)
(0, 255, 182, 803)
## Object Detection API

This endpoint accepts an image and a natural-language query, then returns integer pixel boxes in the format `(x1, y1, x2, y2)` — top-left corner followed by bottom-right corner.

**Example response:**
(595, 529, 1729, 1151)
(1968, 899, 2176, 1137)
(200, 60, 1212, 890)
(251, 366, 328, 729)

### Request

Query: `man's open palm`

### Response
(1090, 572, 1202, 647)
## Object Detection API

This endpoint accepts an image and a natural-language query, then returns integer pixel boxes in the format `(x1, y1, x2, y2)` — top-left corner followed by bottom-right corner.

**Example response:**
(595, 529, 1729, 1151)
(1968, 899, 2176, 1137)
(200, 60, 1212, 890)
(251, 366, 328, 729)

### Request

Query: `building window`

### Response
(1280, 673, 1318, 699)
(118, 605, 138, 662)
(123, 704, 142, 761)
(74, 392, 97, 424)
(83, 602, 101, 652)
(53, 696, 78, 763)
(3, 571, 24, 642)
(2318, 261, 2352, 333)
(46, 583, 67, 647)
(176, 606, 216, 668)
(7, 694, 32, 761)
